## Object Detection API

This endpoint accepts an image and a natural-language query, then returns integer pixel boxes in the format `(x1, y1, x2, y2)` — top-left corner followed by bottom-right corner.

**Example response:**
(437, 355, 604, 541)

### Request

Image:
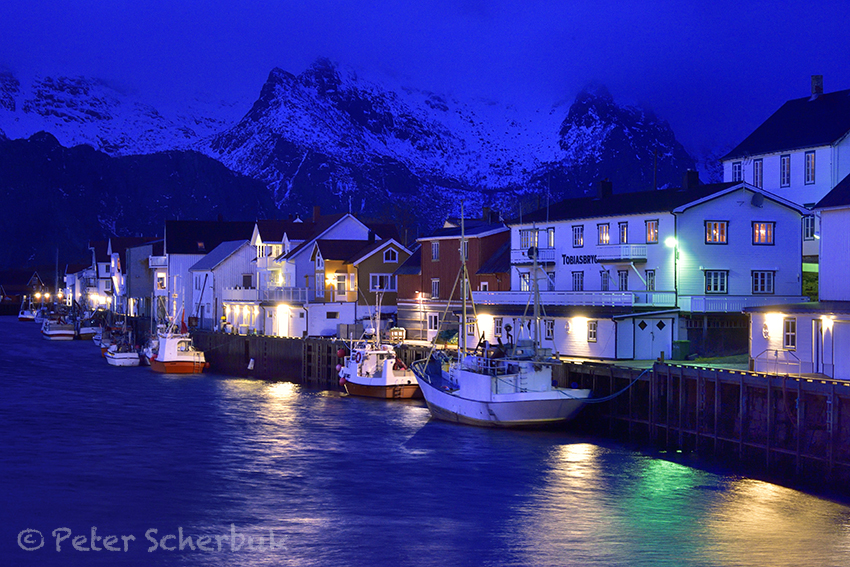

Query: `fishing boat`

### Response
(41, 318, 76, 341)
(411, 212, 591, 427)
(18, 297, 36, 322)
(149, 333, 208, 374)
(338, 342, 421, 399)
(105, 343, 141, 367)
(76, 317, 101, 340)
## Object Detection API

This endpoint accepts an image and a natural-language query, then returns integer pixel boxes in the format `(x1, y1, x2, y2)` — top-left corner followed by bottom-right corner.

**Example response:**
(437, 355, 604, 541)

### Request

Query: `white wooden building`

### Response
(189, 240, 253, 331)
(472, 180, 808, 360)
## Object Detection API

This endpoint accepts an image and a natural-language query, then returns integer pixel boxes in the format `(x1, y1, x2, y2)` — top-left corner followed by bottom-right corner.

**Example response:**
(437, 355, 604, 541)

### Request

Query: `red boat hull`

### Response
(149, 357, 208, 374)
(343, 381, 422, 399)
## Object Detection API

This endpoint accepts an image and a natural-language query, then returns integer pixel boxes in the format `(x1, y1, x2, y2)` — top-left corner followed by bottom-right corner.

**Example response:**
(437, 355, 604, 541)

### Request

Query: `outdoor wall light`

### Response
(664, 237, 677, 248)
(762, 322, 770, 339)
(565, 320, 571, 333)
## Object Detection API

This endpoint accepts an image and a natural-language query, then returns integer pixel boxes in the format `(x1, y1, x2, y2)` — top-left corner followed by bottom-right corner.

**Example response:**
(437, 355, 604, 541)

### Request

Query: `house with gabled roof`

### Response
(87, 240, 112, 308)
(107, 236, 159, 315)
(472, 177, 809, 360)
(189, 240, 253, 331)
(745, 173, 850, 378)
(0, 270, 46, 306)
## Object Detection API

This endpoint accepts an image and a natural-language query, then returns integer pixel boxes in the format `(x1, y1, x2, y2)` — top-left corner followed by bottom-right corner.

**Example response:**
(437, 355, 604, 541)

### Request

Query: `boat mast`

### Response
(460, 203, 467, 358)
(532, 225, 541, 358)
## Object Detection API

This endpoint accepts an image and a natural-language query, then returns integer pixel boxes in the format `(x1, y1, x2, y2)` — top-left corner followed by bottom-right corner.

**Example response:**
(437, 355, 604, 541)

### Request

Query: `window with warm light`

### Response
(752, 222, 775, 245)
(705, 221, 728, 244)
(645, 220, 658, 244)
(546, 227, 555, 248)
(752, 271, 775, 294)
(519, 229, 538, 249)
(573, 225, 584, 248)
(598, 223, 610, 245)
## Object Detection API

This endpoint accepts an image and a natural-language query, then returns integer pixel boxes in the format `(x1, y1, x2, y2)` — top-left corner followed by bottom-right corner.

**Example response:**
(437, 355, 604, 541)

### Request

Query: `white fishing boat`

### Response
(411, 210, 591, 427)
(18, 297, 36, 322)
(41, 318, 76, 341)
(105, 344, 141, 367)
(149, 333, 208, 374)
(338, 342, 420, 399)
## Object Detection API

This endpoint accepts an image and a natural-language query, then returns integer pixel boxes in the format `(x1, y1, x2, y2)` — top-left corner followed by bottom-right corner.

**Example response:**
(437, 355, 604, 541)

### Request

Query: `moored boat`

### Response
(338, 342, 421, 399)
(149, 333, 208, 374)
(41, 319, 76, 341)
(18, 297, 36, 322)
(105, 344, 141, 367)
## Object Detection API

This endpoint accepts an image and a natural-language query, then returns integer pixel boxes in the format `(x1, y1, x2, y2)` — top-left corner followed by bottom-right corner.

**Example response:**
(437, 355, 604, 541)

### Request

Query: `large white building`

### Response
(472, 179, 808, 360)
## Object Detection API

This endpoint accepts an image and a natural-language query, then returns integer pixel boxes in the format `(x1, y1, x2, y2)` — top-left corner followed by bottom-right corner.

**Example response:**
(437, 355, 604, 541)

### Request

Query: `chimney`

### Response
(313, 205, 321, 223)
(596, 179, 613, 199)
(482, 206, 491, 222)
(811, 75, 823, 99)
(682, 170, 700, 190)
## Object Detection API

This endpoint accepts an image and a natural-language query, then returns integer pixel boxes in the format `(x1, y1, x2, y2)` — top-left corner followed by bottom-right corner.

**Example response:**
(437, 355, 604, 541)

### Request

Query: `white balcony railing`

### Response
(222, 287, 259, 302)
(510, 247, 558, 264)
(262, 286, 310, 304)
(596, 244, 647, 262)
(149, 256, 167, 268)
(679, 295, 810, 313)
(474, 290, 634, 307)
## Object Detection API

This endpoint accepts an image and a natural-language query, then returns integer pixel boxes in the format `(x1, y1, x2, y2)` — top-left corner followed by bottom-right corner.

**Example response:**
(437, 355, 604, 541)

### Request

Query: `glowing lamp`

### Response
(664, 237, 677, 248)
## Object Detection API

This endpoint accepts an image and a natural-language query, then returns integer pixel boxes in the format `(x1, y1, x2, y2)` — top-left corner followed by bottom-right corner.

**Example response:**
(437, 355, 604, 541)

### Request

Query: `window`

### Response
(104, 279, 112, 291)
(752, 222, 775, 245)
(619, 222, 628, 244)
(431, 241, 439, 261)
(803, 215, 816, 240)
(431, 278, 440, 299)
(618, 270, 628, 291)
(316, 256, 324, 269)
(753, 159, 763, 188)
(326, 312, 339, 319)
(466, 316, 476, 337)
(156, 273, 166, 290)
(705, 270, 728, 294)
(645, 220, 658, 244)
(519, 229, 538, 249)
(598, 223, 610, 245)
(520, 272, 530, 292)
(336, 274, 347, 294)
(752, 271, 775, 294)
(315, 275, 324, 297)
(732, 161, 742, 182)
(587, 320, 598, 343)
(545, 227, 555, 248)
(573, 225, 584, 247)
(600, 270, 610, 291)
(428, 313, 439, 331)
(370, 274, 397, 292)
(461, 240, 468, 261)
(480, 281, 489, 292)
(645, 270, 655, 291)
(705, 221, 728, 244)
(780, 154, 791, 187)
(546, 271, 555, 291)
(805, 151, 815, 184)
(383, 248, 398, 263)
(572, 271, 584, 291)
(494, 317, 503, 337)
(194, 275, 201, 290)
(544, 319, 554, 340)
(783, 318, 796, 349)
(242, 274, 253, 289)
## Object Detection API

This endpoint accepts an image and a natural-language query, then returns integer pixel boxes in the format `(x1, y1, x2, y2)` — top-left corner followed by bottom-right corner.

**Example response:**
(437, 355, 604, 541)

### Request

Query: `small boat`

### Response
(76, 318, 101, 340)
(149, 333, 208, 374)
(338, 342, 421, 399)
(140, 335, 159, 366)
(41, 318, 76, 341)
(18, 297, 36, 322)
(105, 344, 140, 367)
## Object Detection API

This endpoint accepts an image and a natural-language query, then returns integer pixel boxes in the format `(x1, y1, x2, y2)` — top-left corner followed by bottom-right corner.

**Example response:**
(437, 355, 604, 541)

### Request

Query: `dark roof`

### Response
(190, 240, 248, 271)
(314, 240, 376, 263)
(419, 222, 508, 241)
(89, 240, 109, 263)
(364, 222, 401, 243)
(744, 301, 850, 315)
(256, 219, 318, 242)
(476, 242, 511, 275)
(64, 263, 90, 275)
(512, 182, 737, 224)
(394, 246, 421, 276)
(723, 89, 850, 161)
(110, 237, 159, 269)
(281, 214, 398, 260)
(165, 221, 255, 255)
(0, 270, 45, 290)
(815, 173, 850, 209)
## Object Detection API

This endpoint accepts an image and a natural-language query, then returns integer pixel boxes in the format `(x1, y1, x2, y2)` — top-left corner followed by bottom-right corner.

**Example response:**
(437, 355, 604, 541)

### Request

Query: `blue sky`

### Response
(2, 0, 848, 156)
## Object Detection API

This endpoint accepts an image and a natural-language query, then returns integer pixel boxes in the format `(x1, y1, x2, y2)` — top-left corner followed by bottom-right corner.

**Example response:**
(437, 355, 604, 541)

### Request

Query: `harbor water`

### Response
(2, 317, 850, 566)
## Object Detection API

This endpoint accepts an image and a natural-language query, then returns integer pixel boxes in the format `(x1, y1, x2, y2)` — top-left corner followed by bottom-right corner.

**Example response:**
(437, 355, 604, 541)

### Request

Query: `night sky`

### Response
(2, 0, 848, 156)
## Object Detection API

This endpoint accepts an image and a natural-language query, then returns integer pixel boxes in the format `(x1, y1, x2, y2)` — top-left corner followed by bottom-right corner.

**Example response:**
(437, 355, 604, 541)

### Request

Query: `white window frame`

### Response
(619, 222, 628, 244)
(645, 220, 658, 244)
(752, 222, 775, 245)
(805, 151, 815, 185)
(780, 154, 791, 187)
(752, 271, 775, 294)
(753, 159, 763, 188)
(645, 270, 655, 292)
(783, 318, 796, 350)
(466, 316, 476, 337)
(428, 313, 439, 331)
(494, 317, 503, 337)
(572, 271, 584, 292)
(520, 272, 531, 292)
(587, 320, 598, 343)
(370, 274, 397, 292)
(573, 225, 584, 248)
(705, 270, 728, 294)
(544, 319, 554, 340)
(336, 274, 347, 294)
(431, 241, 439, 261)
(461, 239, 469, 261)
(545, 227, 555, 248)
(546, 271, 555, 292)
(598, 223, 610, 245)
(600, 270, 610, 292)
(519, 229, 538, 249)
(705, 221, 728, 244)
(383, 248, 398, 263)
(618, 270, 628, 291)
(802, 215, 816, 241)
(431, 278, 440, 299)
(732, 161, 742, 182)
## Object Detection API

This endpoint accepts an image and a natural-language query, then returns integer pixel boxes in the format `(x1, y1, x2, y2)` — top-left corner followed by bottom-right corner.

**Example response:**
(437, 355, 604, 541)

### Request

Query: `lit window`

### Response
(645, 220, 658, 244)
(753, 159, 763, 188)
(519, 229, 538, 249)
(780, 155, 791, 187)
(573, 226, 584, 247)
(572, 271, 584, 292)
(805, 151, 815, 185)
(705, 270, 728, 294)
(705, 221, 728, 244)
(752, 222, 775, 245)
(733, 161, 742, 182)
(784, 318, 796, 349)
(802, 215, 816, 240)
(431, 241, 439, 261)
(494, 317, 503, 337)
(546, 271, 555, 291)
(336, 274, 346, 294)
(544, 319, 554, 340)
(752, 271, 775, 294)
(587, 320, 598, 343)
(431, 278, 440, 299)
(598, 224, 610, 245)
(546, 228, 555, 248)
(619, 222, 628, 244)
(520, 272, 530, 292)
(645, 270, 655, 291)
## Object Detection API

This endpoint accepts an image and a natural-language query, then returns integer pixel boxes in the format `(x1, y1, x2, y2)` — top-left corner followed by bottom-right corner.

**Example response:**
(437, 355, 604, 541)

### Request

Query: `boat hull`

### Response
(18, 313, 35, 322)
(105, 352, 140, 367)
(343, 380, 422, 399)
(42, 323, 76, 341)
(149, 358, 207, 374)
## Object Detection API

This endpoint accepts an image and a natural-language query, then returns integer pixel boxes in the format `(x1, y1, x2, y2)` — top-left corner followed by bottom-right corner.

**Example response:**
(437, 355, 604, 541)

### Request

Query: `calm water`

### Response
(2, 317, 850, 566)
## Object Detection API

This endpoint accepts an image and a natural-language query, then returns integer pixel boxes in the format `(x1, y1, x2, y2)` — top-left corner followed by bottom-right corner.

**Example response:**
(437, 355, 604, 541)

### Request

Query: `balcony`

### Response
(474, 290, 634, 307)
(510, 247, 557, 265)
(149, 256, 167, 268)
(678, 295, 810, 313)
(262, 286, 310, 304)
(222, 287, 259, 302)
(596, 244, 647, 263)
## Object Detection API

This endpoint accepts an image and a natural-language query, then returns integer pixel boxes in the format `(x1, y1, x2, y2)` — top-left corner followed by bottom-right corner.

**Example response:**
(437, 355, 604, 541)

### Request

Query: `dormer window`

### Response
(384, 248, 398, 263)
(197, 241, 205, 252)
